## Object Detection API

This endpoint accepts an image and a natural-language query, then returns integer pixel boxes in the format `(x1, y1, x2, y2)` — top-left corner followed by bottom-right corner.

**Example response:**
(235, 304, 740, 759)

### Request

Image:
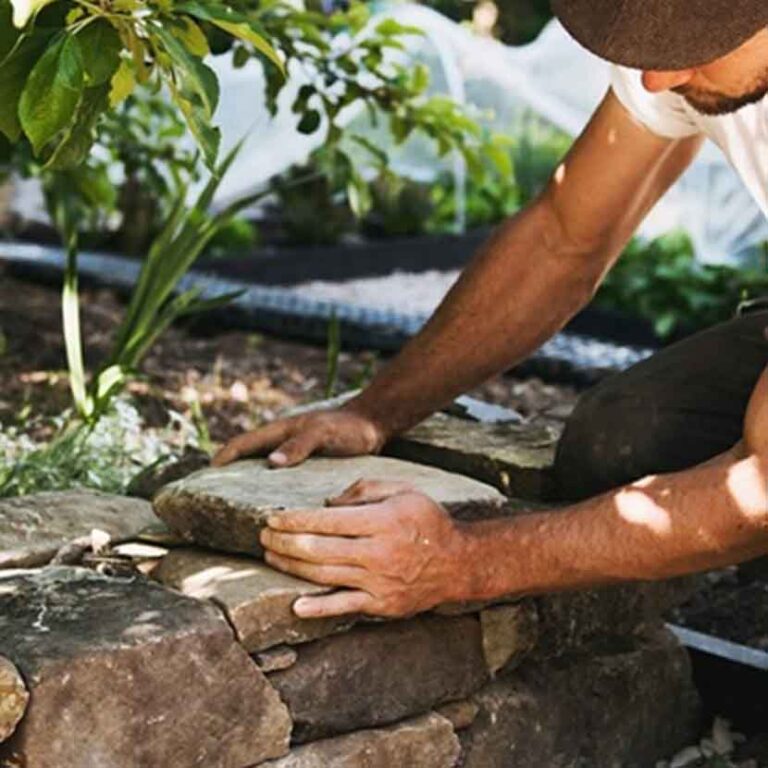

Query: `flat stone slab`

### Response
(260, 713, 460, 768)
(154, 456, 505, 557)
(154, 548, 352, 652)
(0, 490, 156, 569)
(460, 629, 699, 768)
(268, 613, 488, 743)
(384, 412, 558, 500)
(0, 567, 291, 767)
(0, 657, 27, 743)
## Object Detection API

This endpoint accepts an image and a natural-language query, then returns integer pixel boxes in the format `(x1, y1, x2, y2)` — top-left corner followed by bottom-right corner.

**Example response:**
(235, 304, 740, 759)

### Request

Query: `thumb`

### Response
(269, 432, 322, 467)
(327, 478, 416, 506)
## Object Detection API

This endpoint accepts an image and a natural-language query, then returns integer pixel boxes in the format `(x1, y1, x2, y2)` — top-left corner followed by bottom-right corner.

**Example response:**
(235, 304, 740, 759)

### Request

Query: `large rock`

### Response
(154, 548, 352, 652)
(268, 613, 488, 743)
(258, 713, 460, 768)
(384, 412, 557, 500)
(0, 657, 27, 743)
(459, 629, 700, 768)
(153, 456, 505, 557)
(0, 490, 157, 569)
(479, 603, 538, 676)
(0, 567, 291, 768)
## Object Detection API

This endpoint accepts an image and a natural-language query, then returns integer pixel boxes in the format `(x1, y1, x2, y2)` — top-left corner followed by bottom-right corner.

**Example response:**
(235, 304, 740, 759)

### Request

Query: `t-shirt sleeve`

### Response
(610, 65, 701, 139)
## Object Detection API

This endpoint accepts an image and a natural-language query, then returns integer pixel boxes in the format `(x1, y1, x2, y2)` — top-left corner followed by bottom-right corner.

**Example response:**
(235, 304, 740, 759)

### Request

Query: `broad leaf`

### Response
(19, 33, 84, 153)
(46, 83, 109, 169)
(297, 108, 320, 134)
(173, 90, 220, 168)
(109, 59, 135, 107)
(178, 1, 284, 75)
(0, 30, 48, 140)
(78, 19, 121, 86)
(173, 17, 210, 57)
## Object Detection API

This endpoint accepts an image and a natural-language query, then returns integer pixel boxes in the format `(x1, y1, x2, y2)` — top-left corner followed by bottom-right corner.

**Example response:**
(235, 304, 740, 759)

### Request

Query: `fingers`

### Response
(261, 529, 372, 566)
(327, 478, 416, 507)
(293, 590, 374, 619)
(265, 551, 367, 588)
(212, 421, 291, 467)
(270, 431, 323, 468)
(267, 506, 382, 536)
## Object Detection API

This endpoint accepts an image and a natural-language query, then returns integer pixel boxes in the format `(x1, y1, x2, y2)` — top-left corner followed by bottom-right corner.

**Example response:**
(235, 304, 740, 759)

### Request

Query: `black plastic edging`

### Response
(1, 241, 655, 386)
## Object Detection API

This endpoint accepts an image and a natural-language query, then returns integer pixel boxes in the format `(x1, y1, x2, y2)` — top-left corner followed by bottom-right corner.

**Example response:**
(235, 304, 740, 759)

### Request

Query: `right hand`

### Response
(211, 407, 387, 468)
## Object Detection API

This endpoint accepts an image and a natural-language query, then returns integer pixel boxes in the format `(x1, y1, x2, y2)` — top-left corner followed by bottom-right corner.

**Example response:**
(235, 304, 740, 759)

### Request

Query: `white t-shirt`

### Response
(611, 66, 768, 220)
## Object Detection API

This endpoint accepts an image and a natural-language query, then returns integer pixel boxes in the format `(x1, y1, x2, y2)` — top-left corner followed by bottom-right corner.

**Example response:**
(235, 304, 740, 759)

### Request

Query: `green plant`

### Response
(597, 233, 768, 338)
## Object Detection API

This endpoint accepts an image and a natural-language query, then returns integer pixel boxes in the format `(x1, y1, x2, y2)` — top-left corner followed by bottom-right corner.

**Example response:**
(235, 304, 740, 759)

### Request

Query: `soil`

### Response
(0, 263, 578, 446)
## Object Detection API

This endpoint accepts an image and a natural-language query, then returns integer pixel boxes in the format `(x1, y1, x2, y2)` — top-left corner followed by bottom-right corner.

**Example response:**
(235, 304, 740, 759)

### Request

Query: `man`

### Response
(214, 0, 768, 620)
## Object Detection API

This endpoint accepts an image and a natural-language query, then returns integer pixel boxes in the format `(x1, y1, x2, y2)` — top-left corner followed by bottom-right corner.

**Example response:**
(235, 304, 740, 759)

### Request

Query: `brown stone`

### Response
(533, 577, 698, 658)
(126, 447, 210, 500)
(0, 491, 157, 569)
(435, 700, 480, 731)
(268, 613, 489, 743)
(258, 713, 460, 768)
(384, 412, 558, 500)
(480, 602, 538, 675)
(0, 657, 27, 743)
(153, 456, 504, 557)
(459, 629, 700, 768)
(255, 646, 298, 673)
(154, 548, 351, 652)
(0, 567, 291, 767)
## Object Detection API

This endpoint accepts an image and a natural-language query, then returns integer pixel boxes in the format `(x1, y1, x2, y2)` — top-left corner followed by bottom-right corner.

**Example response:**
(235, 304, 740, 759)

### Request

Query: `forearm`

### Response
(460, 444, 768, 601)
(346, 198, 608, 438)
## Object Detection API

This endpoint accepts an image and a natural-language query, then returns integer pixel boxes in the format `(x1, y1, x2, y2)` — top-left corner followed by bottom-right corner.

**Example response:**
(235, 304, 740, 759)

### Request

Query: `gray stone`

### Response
(268, 613, 488, 743)
(0, 657, 27, 743)
(153, 456, 504, 557)
(127, 447, 210, 501)
(154, 548, 351, 652)
(459, 628, 700, 768)
(258, 713, 460, 768)
(480, 602, 538, 675)
(0, 491, 157, 569)
(0, 567, 291, 768)
(384, 412, 558, 500)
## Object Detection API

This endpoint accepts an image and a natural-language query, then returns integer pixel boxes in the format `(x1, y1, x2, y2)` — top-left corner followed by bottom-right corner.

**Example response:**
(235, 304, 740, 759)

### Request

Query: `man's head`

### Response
(552, 0, 768, 115)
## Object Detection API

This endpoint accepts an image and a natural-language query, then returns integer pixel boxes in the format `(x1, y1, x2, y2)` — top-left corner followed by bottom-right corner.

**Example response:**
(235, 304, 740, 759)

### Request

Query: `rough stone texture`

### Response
(459, 629, 700, 768)
(268, 613, 489, 743)
(0, 491, 157, 569)
(126, 447, 210, 500)
(0, 567, 291, 768)
(435, 700, 479, 731)
(0, 657, 27, 743)
(154, 548, 352, 652)
(384, 412, 558, 500)
(533, 577, 698, 658)
(255, 646, 298, 673)
(480, 603, 538, 675)
(153, 456, 505, 557)
(258, 713, 460, 768)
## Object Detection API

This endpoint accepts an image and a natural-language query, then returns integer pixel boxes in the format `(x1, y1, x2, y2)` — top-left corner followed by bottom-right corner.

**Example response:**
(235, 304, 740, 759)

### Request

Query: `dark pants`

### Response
(554, 310, 768, 501)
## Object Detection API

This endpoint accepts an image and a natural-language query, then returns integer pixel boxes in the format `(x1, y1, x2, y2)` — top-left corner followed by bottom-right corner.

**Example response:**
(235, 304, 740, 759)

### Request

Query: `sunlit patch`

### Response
(607, 128, 618, 145)
(726, 457, 768, 520)
(615, 489, 672, 535)
(554, 163, 566, 185)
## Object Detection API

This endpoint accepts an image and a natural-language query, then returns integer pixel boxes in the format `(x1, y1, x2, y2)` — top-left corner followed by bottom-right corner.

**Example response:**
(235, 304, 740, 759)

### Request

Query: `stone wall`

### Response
(0, 415, 702, 767)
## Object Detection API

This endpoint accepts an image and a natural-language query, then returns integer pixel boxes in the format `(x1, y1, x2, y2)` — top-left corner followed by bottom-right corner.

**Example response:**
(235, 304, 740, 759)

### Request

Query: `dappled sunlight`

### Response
(554, 162, 567, 185)
(727, 455, 768, 521)
(614, 487, 672, 535)
(179, 564, 264, 598)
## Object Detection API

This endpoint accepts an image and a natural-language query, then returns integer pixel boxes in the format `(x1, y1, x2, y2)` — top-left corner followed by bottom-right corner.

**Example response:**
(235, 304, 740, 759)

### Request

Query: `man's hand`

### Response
(259, 479, 470, 618)
(212, 408, 386, 468)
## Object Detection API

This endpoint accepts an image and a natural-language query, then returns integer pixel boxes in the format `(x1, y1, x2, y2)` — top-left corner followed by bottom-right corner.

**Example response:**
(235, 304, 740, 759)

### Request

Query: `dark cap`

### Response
(551, 0, 768, 70)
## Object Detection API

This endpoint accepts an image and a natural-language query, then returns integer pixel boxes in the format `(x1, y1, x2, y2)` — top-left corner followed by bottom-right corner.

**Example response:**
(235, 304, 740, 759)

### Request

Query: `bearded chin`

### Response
(676, 80, 768, 116)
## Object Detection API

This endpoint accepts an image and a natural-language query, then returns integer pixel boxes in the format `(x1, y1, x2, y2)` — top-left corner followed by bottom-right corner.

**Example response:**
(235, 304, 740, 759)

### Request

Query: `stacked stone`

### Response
(0, 415, 700, 767)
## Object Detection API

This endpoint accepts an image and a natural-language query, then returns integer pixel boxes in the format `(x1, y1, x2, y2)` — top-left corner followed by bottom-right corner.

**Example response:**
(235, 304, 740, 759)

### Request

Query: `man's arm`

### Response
(214, 90, 703, 467)
(261, 368, 768, 618)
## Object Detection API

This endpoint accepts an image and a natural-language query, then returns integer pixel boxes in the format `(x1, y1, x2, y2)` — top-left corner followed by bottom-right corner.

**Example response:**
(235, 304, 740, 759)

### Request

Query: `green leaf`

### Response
(374, 18, 423, 37)
(154, 24, 218, 117)
(173, 16, 210, 57)
(19, 33, 84, 154)
(0, 30, 48, 141)
(346, 169, 371, 219)
(0, 0, 21, 60)
(173, 90, 220, 168)
(297, 109, 320, 134)
(177, 1, 284, 75)
(109, 58, 135, 107)
(77, 20, 121, 86)
(46, 83, 109, 169)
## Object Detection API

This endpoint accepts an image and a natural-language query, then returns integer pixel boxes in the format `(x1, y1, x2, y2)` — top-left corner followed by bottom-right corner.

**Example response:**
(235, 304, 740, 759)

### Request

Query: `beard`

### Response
(674, 74, 768, 116)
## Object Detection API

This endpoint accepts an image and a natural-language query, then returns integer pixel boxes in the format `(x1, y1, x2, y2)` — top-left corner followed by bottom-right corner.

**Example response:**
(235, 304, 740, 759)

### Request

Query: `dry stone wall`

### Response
(0, 416, 702, 767)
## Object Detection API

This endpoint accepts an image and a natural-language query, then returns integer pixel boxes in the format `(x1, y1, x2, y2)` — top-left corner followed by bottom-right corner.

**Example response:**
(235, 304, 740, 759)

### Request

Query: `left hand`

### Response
(260, 479, 470, 619)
